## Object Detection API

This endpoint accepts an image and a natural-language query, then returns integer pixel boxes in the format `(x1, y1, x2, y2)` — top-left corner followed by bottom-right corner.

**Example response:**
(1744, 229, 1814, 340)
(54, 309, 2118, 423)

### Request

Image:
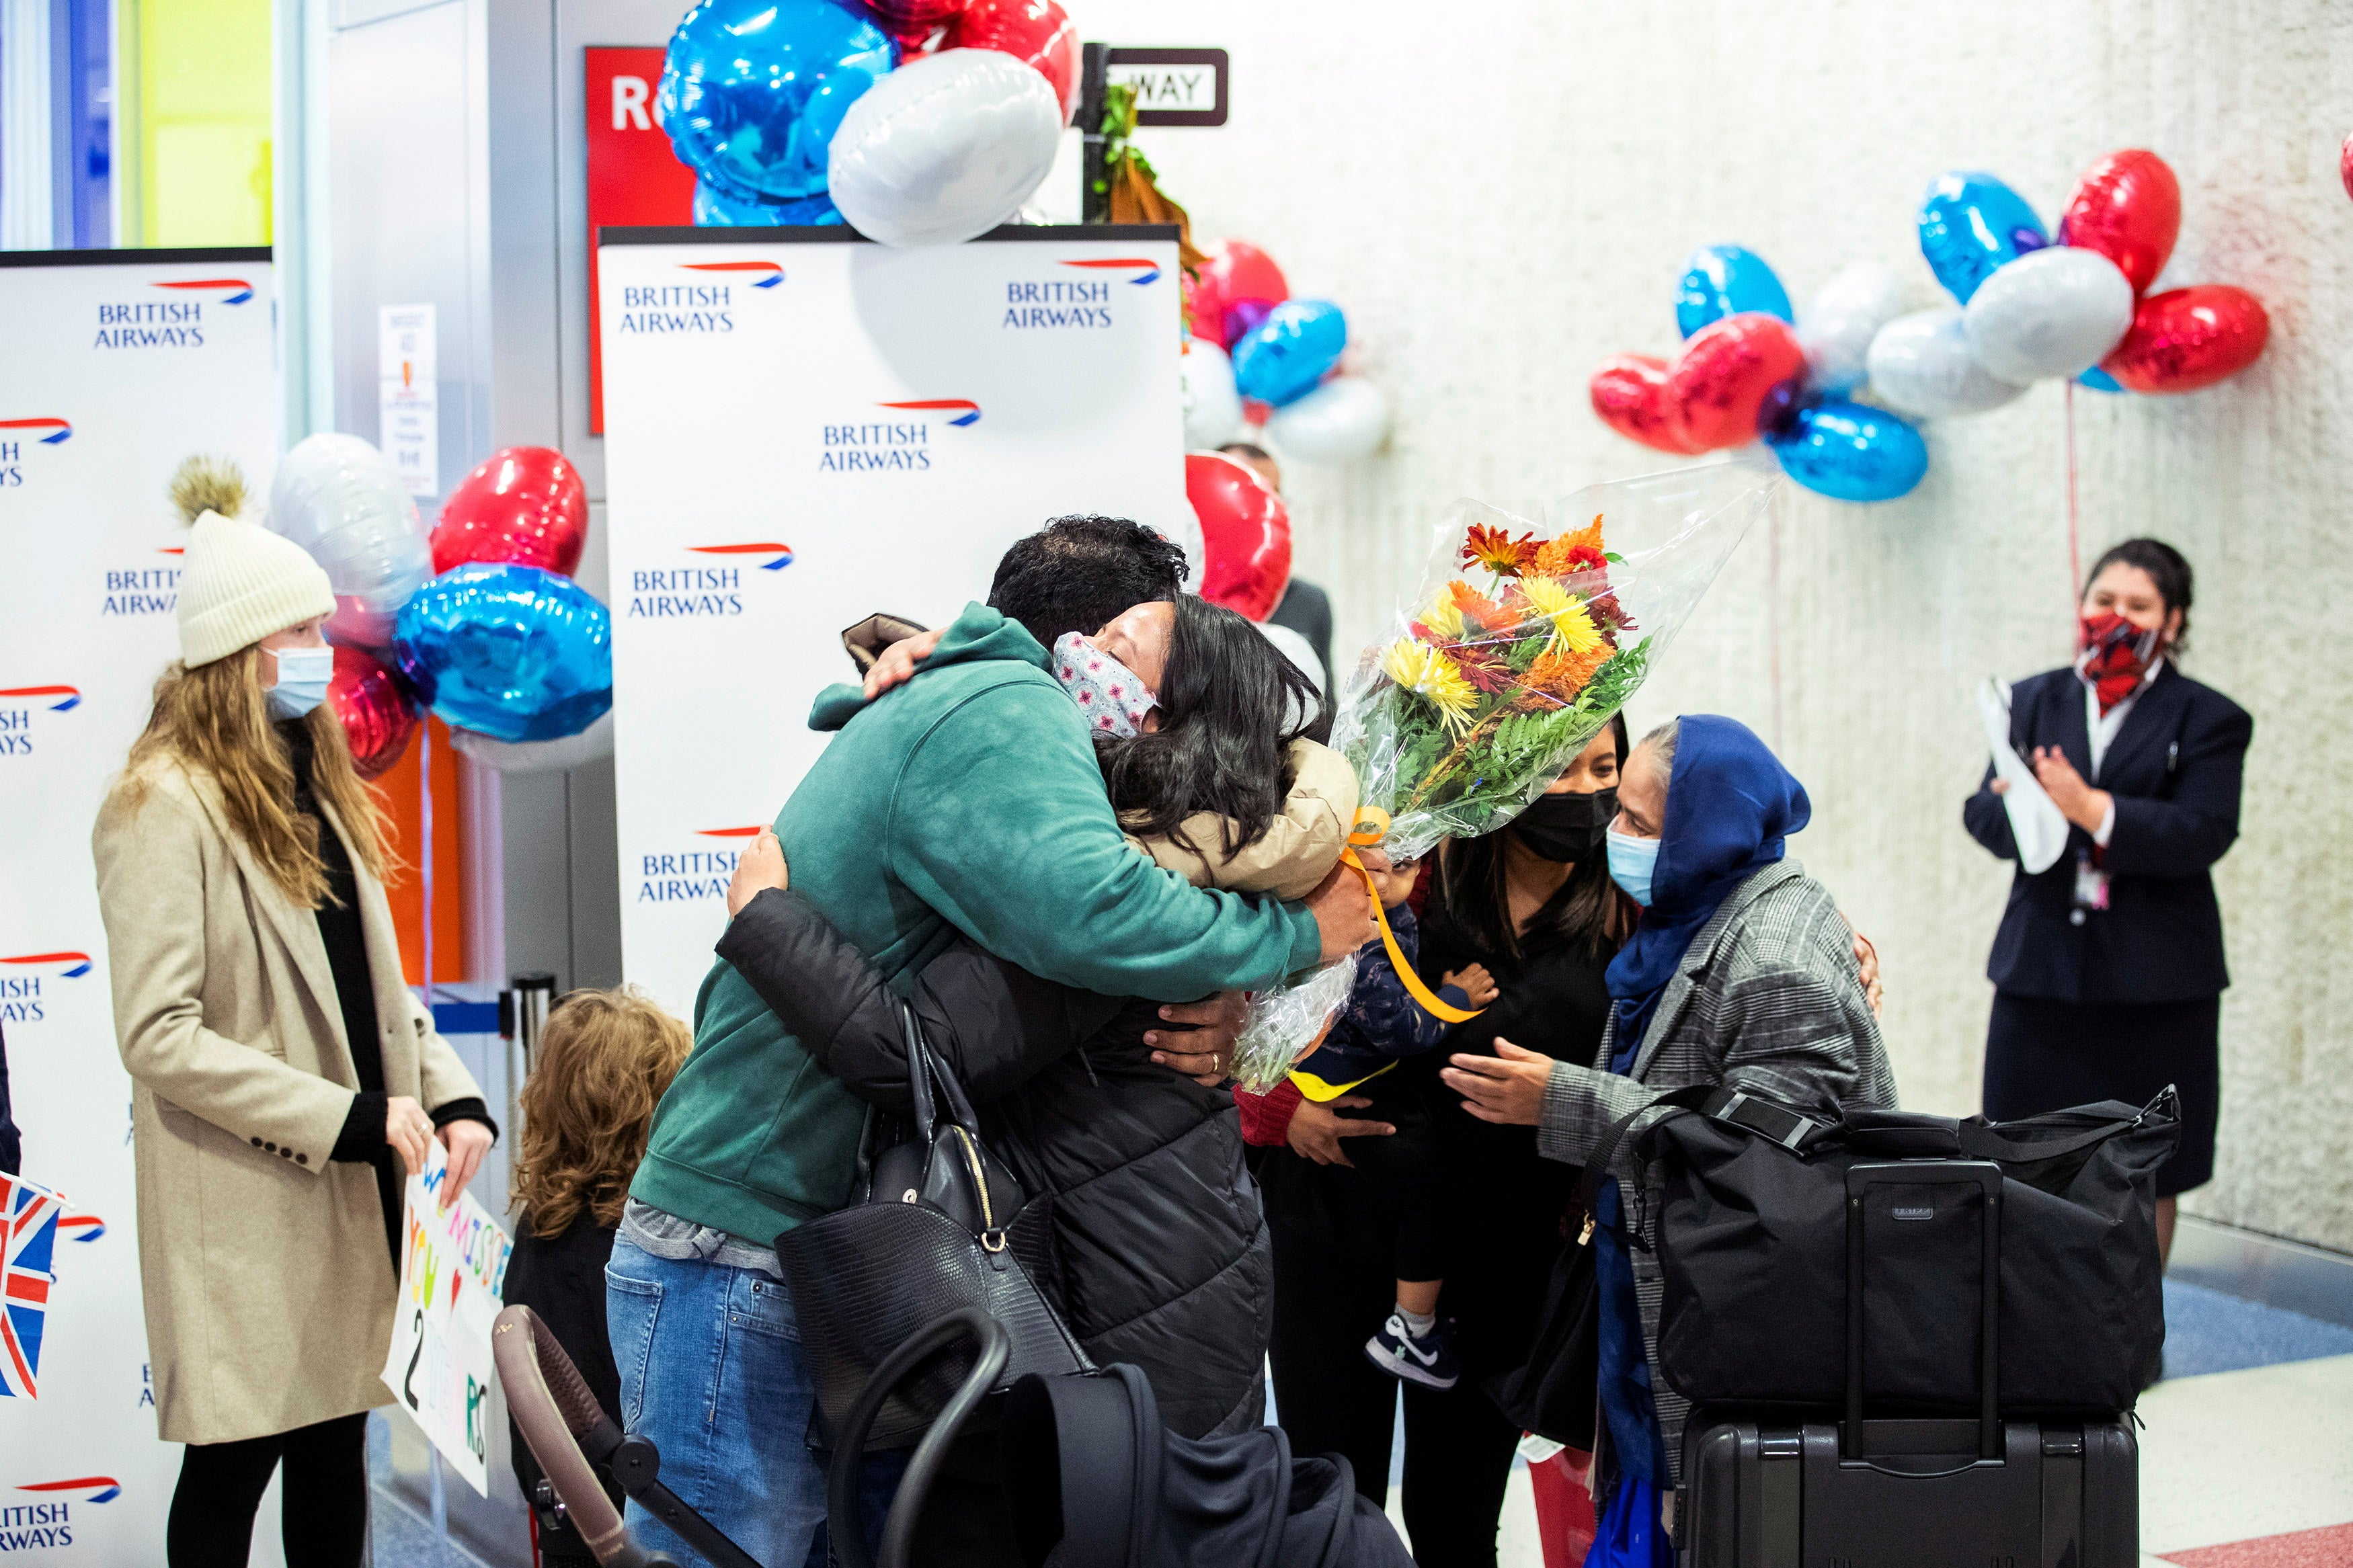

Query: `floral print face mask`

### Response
(1051, 632, 1158, 738)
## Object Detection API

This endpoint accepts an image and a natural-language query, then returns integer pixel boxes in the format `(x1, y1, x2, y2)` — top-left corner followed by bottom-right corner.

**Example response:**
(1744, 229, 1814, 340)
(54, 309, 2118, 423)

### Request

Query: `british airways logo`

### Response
(154, 278, 253, 305)
(1004, 272, 1118, 331)
(1, 1475, 119, 1545)
(1061, 257, 1160, 286)
(17, 1477, 119, 1505)
(0, 688, 79, 760)
(636, 831, 760, 903)
(688, 542, 795, 571)
(877, 399, 980, 427)
(1, 954, 91, 1026)
(819, 402, 975, 474)
(0, 419, 71, 444)
(680, 260, 784, 289)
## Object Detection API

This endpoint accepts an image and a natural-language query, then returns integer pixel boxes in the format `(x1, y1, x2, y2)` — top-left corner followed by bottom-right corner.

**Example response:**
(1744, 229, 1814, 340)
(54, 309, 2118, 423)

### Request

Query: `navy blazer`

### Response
(1963, 662, 2250, 1003)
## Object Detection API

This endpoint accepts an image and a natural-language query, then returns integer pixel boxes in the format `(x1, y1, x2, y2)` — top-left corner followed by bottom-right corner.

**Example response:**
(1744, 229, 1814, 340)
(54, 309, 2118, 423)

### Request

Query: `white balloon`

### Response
(1265, 377, 1390, 464)
(826, 49, 1063, 248)
(267, 433, 430, 651)
(1181, 339, 1243, 451)
(1866, 308, 2029, 419)
(1796, 261, 1908, 395)
(449, 711, 614, 774)
(1963, 247, 2135, 383)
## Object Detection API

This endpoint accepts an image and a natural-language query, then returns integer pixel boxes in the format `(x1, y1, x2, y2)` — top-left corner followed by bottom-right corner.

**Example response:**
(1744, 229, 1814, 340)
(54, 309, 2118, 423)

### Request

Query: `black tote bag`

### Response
(1645, 1086, 2176, 1415)
(776, 1004, 1093, 1450)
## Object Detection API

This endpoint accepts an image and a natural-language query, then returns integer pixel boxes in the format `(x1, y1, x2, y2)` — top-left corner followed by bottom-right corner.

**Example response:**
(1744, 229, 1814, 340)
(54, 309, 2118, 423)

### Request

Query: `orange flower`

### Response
(1527, 643, 1611, 700)
(1531, 513, 1609, 578)
(1462, 523, 1537, 577)
(1447, 581, 1517, 638)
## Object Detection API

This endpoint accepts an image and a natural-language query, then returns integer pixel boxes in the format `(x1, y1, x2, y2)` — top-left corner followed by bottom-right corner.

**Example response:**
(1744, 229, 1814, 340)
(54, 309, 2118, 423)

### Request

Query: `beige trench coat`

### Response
(91, 760, 483, 1444)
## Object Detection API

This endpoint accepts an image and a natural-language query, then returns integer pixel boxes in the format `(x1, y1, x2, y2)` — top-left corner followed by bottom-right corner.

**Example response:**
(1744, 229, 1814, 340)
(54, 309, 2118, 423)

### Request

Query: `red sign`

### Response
(585, 46, 697, 434)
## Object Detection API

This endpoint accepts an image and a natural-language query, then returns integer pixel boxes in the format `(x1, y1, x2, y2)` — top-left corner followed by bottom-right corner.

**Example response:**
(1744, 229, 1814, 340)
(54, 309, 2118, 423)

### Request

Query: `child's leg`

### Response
(1396, 1279, 1443, 1319)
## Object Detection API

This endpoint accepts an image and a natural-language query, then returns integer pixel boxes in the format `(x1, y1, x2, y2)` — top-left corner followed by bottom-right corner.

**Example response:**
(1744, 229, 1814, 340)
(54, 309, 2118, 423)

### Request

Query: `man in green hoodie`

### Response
(606, 518, 1375, 1567)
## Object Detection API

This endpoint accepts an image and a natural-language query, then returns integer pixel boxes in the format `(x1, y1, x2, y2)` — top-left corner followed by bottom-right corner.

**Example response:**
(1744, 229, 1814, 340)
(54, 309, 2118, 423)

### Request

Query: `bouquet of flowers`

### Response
(1231, 460, 1776, 1092)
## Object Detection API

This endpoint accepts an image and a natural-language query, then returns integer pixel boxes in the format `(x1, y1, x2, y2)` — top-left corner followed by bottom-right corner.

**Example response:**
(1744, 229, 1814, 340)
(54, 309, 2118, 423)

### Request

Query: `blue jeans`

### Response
(605, 1232, 907, 1567)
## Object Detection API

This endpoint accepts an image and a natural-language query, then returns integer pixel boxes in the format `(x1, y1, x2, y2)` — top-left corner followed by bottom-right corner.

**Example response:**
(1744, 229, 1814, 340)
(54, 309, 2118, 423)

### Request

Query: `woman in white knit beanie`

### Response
(91, 460, 494, 1568)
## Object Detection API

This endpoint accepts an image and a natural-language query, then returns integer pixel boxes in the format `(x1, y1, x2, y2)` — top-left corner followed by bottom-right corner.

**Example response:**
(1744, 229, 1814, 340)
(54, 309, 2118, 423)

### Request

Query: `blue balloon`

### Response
(2076, 365, 2126, 394)
(659, 0, 895, 206)
(1767, 398, 1929, 503)
(395, 565, 612, 743)
(1918, 171, 2048, 305)
(692, 179, 844, 227)
(1231, 300, 1348, 408)
(1675, 245, 1793, 339)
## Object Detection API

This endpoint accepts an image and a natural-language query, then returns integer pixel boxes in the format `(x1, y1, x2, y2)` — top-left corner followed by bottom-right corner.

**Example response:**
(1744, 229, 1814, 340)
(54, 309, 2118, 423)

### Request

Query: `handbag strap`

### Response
(896, 1004, 938, 1140)
(1956, 1083, 2176, 1165)
(1571, 1083, 1833, 1235)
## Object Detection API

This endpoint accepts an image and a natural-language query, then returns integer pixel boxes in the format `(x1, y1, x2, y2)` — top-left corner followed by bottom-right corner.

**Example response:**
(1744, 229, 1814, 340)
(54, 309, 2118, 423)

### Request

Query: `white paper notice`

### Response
(378, 303, 438, 498)
(379, 1139, 514, 1496)
(1978, 677, 2068, 874)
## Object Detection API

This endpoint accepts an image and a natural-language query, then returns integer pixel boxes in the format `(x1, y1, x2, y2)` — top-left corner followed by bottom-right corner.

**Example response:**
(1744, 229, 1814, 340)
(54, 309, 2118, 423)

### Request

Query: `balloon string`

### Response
(420, 720, 434, 1007)
(1767, 491, 1785, 752)
(2064, 379, 2083, 606)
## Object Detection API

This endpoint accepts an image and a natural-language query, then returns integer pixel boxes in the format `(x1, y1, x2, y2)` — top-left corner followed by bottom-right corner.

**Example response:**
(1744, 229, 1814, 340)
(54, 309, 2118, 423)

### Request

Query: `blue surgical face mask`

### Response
(266, 644, 334, 722)
(1606, 826, 1661, 908)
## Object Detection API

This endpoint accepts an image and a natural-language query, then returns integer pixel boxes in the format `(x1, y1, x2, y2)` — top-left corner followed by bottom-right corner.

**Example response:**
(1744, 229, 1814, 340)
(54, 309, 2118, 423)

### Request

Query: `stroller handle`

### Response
(828, 1307, 1013, 1568)
(493, 1304, 646, 1567)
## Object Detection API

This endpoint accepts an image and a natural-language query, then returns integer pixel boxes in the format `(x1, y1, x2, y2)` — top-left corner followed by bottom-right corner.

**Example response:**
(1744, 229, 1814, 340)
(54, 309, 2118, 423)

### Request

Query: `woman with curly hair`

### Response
(502, 987, 691, 1567)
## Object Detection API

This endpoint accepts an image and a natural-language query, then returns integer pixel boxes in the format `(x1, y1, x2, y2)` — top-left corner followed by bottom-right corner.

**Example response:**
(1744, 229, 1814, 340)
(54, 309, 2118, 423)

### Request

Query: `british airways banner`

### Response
(598, 227, 1189, 1015)
(0, 249, 276, 1560)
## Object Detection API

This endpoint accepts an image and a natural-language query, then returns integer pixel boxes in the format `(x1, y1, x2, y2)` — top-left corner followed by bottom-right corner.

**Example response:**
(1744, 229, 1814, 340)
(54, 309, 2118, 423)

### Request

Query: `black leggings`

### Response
(1263, 1137, 1567, 1568)
(166, 1412, 368, 1568)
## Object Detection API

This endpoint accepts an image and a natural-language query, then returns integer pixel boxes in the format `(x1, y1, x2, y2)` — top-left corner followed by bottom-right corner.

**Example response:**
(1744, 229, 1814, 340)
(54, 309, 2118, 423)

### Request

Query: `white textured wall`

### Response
(1070, 0, 2353, 1249)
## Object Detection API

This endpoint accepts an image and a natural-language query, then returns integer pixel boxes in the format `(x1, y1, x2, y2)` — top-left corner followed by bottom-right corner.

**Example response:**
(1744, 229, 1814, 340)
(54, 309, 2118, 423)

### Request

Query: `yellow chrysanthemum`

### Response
(1384, 638, 1478, 735)
(1418, 593, 1466, 641)
(1519, 575, 1603, 656)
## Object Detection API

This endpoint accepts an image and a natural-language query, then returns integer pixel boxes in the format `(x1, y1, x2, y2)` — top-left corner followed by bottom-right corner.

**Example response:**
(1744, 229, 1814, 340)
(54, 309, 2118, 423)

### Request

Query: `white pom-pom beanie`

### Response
(177, 509, 337, 667)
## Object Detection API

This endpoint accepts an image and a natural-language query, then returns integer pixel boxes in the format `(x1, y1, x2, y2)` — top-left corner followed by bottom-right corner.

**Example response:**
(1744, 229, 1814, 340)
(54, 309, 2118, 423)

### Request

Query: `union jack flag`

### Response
(0, 1177, 103, 1400)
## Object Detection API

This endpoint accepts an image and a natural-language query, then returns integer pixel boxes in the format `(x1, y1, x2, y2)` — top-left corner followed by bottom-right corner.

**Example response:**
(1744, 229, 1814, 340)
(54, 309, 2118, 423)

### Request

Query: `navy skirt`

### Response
(1982, 992, 2220, 1197)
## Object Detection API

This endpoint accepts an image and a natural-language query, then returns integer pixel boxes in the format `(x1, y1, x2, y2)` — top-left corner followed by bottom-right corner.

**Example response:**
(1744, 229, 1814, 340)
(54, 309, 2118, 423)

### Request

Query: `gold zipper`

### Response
(951, 1126, 1006, 1250)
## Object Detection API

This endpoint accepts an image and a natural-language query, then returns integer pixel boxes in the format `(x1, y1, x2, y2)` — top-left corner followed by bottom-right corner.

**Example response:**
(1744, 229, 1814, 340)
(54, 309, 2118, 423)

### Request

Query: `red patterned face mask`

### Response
(2077, 612, 2161, 714)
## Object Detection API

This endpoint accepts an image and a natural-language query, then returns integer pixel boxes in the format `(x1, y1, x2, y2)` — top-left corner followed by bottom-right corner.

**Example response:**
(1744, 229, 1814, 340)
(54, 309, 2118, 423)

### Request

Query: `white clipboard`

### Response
(1979, 677, 2068, 875)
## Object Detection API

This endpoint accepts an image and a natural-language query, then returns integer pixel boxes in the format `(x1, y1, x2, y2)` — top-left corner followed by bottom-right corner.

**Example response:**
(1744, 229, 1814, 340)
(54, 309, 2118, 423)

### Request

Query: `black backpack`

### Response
(1638, 1085, 2177, 1415)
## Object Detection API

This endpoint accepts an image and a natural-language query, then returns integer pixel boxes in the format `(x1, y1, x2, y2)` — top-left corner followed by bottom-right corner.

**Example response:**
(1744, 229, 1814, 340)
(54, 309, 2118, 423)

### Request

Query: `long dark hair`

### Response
(2085, 537, 2194, 652)
(1429, 712, 1632, 962)
(1096, 595, 1328, 862)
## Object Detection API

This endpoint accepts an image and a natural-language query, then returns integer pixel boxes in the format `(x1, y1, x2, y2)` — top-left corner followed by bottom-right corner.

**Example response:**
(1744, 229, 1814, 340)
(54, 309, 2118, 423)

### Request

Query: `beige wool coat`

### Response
(91, 759, 484, 1444)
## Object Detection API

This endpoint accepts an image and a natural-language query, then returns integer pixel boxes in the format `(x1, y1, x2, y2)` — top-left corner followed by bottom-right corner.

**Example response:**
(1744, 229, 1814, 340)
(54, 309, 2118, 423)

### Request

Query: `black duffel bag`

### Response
(776, 1003, 1093, 1450)
(1642, 1085, 2176, 1415)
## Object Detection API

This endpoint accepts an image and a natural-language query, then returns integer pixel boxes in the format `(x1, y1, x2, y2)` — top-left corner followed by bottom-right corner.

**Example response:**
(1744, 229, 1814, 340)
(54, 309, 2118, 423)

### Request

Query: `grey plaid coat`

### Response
(1536, 857, 1896, 1487)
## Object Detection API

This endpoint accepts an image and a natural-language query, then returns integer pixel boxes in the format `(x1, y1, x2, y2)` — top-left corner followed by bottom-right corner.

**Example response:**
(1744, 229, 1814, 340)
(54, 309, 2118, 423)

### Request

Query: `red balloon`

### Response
(2342, 131, 2353, 202)
(432, 447, 588, 577)
(1188, 240, 1289, 348)
(329, 645, 417, 782)
(2059, 150, 2181, 296)
(944, 0, 1078, 122)
(1591, 354, 1707, 454)
(1186, 452, 1291, 622)
(1663, 313, 1807, 452)
(865, 0, 969, 45)
(2100, 285, 2269, 394)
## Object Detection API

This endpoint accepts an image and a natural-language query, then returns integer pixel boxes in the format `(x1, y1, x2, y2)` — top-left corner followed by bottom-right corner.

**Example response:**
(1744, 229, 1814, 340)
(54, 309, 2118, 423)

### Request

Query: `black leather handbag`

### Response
(776, 1004, 1094, 1450)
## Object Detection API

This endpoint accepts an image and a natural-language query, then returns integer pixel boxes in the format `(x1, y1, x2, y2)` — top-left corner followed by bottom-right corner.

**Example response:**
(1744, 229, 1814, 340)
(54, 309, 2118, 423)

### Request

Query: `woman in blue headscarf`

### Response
(1441, 715, 1895, 1552)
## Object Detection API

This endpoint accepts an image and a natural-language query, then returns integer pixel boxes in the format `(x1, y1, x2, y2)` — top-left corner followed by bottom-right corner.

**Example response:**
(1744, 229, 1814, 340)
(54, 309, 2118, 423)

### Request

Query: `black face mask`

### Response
(1511, 786, 1618, 864)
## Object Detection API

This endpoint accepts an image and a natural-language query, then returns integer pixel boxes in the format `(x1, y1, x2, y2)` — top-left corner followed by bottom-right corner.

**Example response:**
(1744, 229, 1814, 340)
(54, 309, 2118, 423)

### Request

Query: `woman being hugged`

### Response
(1964, 539, 2249, 1261)
(93, 468, 494, 1568)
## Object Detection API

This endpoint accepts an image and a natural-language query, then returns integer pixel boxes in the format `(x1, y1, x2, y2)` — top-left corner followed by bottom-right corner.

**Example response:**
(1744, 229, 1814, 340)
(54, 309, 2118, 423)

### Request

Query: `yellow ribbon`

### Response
(1338, 808, 1484, 1027)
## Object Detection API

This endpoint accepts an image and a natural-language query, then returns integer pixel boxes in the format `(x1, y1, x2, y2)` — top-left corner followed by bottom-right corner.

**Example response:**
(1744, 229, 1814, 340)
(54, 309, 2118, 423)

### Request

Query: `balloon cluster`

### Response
(1179, 239, 1392, 466)
(1591, 149, 2270, 503)
(268, 439, 612, 778)
(660, 0, 1076, 247)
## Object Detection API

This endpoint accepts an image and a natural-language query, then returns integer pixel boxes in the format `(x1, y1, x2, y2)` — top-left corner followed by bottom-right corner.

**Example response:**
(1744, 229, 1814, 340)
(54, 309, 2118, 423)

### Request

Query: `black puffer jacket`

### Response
(719, 888, 1272, 1440)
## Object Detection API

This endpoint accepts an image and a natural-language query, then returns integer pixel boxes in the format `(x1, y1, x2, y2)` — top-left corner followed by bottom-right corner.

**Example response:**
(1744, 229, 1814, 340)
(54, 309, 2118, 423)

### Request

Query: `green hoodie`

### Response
(632, 603, 1323, 1245)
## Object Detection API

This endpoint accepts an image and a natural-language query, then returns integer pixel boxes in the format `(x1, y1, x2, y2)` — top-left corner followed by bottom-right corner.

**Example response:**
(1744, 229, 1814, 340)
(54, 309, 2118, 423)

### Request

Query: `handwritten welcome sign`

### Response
(378, 1141, 514, 1495)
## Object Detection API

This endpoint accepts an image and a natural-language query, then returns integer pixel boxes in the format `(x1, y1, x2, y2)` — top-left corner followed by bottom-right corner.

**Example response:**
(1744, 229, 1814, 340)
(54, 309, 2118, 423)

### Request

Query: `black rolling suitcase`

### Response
(1679, 1154, 2141, 1568)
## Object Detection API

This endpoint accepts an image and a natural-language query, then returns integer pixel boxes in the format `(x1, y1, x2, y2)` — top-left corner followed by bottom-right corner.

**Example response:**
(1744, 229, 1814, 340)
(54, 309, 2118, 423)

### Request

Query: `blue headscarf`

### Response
(1604, 714, 1810, 1068)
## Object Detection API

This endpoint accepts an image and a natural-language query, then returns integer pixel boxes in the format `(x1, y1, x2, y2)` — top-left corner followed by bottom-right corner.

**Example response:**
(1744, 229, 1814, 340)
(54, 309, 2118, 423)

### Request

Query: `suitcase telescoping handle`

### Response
(1844, 1161, 2004, 1466)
